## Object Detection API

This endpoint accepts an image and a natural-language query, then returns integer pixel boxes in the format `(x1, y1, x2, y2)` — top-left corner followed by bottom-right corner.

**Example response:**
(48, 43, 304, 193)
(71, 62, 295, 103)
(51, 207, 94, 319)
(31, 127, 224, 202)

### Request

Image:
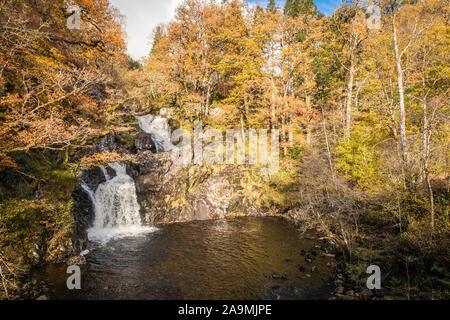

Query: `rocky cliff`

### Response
(131, 152, 260, 224)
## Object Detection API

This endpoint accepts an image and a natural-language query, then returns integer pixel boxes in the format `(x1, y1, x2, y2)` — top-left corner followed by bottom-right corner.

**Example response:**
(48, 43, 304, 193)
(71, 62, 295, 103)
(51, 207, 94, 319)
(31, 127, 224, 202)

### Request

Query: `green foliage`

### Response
(335, 126, 381, 189)
(289, 146, 304, 160)
(266, 0, 278, 13)
(0, 199, 73, 259)
(284, 0, 317, 18)
(127, 58, 142, 71)
(0, 150, 77, 272)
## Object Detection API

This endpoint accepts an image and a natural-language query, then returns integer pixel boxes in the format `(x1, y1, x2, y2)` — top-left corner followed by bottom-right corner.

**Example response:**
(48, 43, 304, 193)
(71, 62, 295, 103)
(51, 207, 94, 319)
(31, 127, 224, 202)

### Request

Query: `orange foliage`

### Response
(0, 0, 127, 168)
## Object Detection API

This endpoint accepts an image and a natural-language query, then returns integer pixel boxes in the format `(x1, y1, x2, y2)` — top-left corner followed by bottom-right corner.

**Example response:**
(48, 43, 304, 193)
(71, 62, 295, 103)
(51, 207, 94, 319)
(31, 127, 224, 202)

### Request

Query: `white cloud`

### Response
(109, 0, 184, 60)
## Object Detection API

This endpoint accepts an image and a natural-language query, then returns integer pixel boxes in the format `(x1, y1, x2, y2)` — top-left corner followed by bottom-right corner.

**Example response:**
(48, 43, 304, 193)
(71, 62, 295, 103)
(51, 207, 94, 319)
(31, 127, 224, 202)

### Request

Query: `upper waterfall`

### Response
(137, 115, 174, 153)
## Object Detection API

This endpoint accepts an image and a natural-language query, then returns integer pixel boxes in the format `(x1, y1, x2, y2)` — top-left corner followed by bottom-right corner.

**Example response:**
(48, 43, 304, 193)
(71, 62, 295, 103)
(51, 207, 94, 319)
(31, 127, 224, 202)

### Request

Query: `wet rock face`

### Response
(80, 167, 107, 191)
(132, 152, 259, 225)
(91, 133, 131, 155)
(92, 133, 119, 153)
(71, 186, 94, 253)
(134, 132, 156, 153)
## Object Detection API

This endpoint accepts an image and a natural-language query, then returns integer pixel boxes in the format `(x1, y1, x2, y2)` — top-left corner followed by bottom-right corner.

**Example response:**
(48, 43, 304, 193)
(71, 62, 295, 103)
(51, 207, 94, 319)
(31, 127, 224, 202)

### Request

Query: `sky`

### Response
(110, 0, 341, 60)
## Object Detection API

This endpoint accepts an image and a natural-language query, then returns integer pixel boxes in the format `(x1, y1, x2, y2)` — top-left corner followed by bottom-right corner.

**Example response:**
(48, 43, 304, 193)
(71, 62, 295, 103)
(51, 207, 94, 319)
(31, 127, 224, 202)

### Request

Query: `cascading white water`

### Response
(80, 115, 171, 244)
(100, 166, 111, 181)
(91, 163, 141, 228)
(137, 115, 174, 152)
(82, 163, 156, 243)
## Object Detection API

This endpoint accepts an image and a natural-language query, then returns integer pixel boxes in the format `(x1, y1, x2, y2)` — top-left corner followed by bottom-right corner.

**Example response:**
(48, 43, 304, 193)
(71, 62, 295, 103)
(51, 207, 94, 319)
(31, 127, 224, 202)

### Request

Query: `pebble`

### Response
(337, 294, 358, 301)
(271, 273, 288, 281)
(361, 288, 374, 297)
(336, 286, 344, 294)
(271, 286, 282, 295)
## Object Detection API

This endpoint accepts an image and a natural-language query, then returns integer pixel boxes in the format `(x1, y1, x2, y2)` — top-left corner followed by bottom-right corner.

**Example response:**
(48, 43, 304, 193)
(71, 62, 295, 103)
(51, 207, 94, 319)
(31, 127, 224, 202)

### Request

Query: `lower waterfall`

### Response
(82, 163, 156, 243)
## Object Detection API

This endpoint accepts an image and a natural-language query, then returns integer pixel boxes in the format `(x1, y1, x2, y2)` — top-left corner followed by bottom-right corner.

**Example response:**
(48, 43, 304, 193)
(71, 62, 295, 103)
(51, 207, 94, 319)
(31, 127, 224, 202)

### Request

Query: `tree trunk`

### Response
(64, 146, 70, 165)
(289, 111, 293, 147)
(244, 96, 249, 116)
(422, 98, 435, 232)
(240, 113, 245, 142)
(425, 165, 435, 232)
(345, 52, 355, 141)
(204, 82, 211, 116)
(288, 80, 293, 147)
(306, 94, 312, 146)
(321, 107, 335, 184)
(281, 113, 287, 156)
(271, 78, 277, 130)
(393, 16, 409, 176)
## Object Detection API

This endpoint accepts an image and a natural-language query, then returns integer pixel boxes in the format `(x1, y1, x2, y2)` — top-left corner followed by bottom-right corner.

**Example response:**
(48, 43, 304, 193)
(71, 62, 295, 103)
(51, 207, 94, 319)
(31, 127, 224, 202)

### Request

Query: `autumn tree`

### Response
(0, 0, 127, 169)
(329, 0, 374, 140)
(284, 0, 318, 18)
(266, 0, 278, 14)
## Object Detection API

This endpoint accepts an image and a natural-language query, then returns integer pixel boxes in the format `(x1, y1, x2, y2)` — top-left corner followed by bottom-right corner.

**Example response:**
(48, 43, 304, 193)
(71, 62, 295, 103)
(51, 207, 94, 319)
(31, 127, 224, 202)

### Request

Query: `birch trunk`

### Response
(422, 96, 435, 232)
(345, 52, 355, 141)
(306, 94, 312, 146)
(271, 78, 276, 130)
(393, 16, 409, 172)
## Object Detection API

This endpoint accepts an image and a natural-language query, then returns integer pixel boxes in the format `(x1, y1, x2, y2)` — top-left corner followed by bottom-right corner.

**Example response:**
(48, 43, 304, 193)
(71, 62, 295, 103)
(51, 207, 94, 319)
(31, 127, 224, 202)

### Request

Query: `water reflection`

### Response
(33, 217, 334, 300)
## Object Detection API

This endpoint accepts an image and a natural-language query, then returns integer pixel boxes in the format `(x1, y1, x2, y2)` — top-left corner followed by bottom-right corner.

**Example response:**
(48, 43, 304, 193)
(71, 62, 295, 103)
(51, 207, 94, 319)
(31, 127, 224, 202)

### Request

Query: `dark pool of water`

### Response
(33, 217, 335, 300)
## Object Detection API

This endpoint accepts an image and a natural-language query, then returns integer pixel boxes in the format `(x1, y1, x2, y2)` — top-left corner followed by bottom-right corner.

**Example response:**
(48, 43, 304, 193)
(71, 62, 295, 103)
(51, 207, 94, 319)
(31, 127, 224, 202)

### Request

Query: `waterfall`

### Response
(83, 163, 155, 243)
(100, 166, 111, 181)
(80, 114, 170, 243)
(137, 115, 174, 153)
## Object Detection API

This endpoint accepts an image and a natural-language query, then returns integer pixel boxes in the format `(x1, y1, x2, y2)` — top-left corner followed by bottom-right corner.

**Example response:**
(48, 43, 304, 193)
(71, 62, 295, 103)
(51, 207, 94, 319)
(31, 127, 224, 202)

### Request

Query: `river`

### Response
(32, 217, 334, 300)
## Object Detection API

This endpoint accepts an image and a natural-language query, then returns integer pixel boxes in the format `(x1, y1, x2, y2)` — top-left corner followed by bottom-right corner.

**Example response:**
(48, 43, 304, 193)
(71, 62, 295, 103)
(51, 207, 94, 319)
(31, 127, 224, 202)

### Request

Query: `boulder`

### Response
(92, 133, 119, 153)
(134, 132, 156, 153)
